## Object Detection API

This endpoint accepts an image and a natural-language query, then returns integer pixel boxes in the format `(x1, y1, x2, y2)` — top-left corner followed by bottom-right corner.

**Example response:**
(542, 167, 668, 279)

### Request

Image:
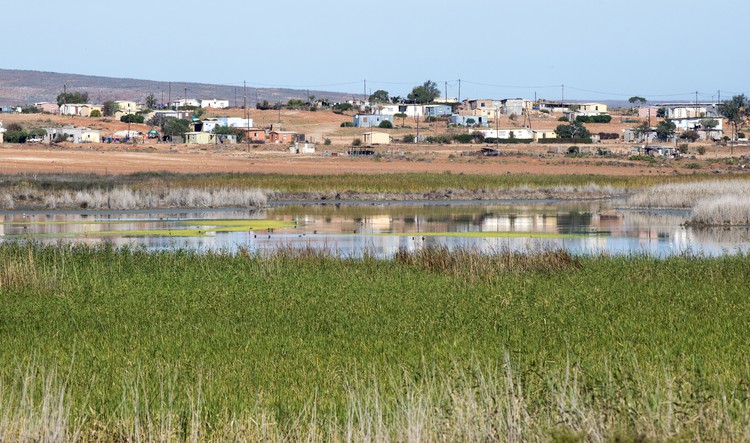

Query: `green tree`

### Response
(407, 80, 440, 104)
(214, 126, 245, 143)
(121, 114, 145, 124)
(465, 118, 476, 126)
(718, 94, 747, 143)
(656, 108, 666, 118)
(628, 96, 647, 106)
(56, 91, 89, 106)
(161, 118, 191, 138)
(700, 118, 719, 129)
(554, 121, 591, 140)
(332, 103, 353, 114)
(655, 120, 676, 141)
(378, 120, 393, 129)
(369, 90, 390, 103)
(102, 101, 119, 117)
(89, 110, 102, 118)
(146, 94, 157, 109)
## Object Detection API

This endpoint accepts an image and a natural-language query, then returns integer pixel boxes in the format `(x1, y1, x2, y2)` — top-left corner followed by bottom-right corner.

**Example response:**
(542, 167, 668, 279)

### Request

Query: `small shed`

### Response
(362, 132, 391, 145)
(184, 132, 216, 144)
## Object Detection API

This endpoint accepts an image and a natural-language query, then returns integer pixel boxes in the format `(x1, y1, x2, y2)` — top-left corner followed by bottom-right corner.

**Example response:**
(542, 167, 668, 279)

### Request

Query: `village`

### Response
(1, 84, 748, 176)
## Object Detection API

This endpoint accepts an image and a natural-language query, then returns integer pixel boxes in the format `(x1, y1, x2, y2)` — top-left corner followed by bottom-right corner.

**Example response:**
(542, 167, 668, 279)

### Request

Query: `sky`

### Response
(3, 0, 748, 102)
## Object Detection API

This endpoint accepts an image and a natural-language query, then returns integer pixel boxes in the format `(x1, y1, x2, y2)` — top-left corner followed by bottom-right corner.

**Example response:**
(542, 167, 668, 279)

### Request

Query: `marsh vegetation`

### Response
(1, 244, 749, 441)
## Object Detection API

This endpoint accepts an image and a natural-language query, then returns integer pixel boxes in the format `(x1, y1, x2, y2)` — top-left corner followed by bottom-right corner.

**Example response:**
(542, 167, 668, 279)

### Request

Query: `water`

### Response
(2, 201, 749, 256)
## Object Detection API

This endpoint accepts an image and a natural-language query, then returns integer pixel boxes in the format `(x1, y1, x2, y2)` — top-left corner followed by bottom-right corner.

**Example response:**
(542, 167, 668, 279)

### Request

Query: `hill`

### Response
(0, 69, 356, 106)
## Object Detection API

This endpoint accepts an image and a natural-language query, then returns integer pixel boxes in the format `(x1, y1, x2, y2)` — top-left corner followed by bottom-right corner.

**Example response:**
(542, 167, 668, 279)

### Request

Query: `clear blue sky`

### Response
(4, 0, 747, 101)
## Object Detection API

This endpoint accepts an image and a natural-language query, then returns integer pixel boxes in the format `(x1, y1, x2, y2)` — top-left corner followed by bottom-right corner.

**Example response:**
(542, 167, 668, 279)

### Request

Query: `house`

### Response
(269, 130, 300, 144)
(59, 104, 103, 117)
(44, 126, 101, 143)
(450, 115, 489, 127)
(1, 106, 21, 114)
(0, 122, 5, 143)
(353, 114, 392, 128)
(532, 130, 557, 141)
(216, 117, 253, 128)
(464, 99, 497, 111)
(471, 128, 534, 139)
(171, 98, 200, 108)
(665, 105, 713, 119)
(672, 117, 723, 140)
(34, 102, 59, 114)
(184, 132, 216, 144)
(500, 99, 525, 116)
(146, 110, 192, 121)
(378, 104, 424, 118)
(578, 103, 607, 113)
(290, 142, 316, 154)
(424, 105, 452, 117)
(623, 128, 657, 143)
(241, 128, 267, 143)
(114, 100, 141, 114)
(637, 106, 660, 119)
(200, 99, 230, 109)
(362, 132, 391, 145)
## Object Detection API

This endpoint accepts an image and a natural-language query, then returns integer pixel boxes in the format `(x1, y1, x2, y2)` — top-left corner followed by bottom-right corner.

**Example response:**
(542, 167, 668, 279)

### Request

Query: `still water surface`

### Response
(2, 201, 749, 256)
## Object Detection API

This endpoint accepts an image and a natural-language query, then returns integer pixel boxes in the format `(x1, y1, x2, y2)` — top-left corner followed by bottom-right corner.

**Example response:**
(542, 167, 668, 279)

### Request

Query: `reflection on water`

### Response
(1, 201, 749, 257)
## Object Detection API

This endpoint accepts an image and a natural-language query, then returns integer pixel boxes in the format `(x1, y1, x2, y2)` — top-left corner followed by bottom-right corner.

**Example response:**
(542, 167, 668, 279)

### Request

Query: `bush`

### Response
(378, 120, 393, 129)
(697, 146, 707, 155)
(558, 116, 569, 122)
(425, 135, 451, 144)
(567, 146, 580, 155)
(424, 116, 438, 123)
(575, 114, 612, 123)
(685, 162, 702, 169)
(352, 138, 362, 146)
(738, 132, 746, 139)
(452, 134, 474, 144)
(332, 103, 353, 114)
(340, 122, 354, 128)
(402, 134, 415, 143)
(629, 155, 657, 163)
(89, 110, 102, 117)
(598, 132, 619, 140)
(324, 138, 331, 146)
(678, 143, 689, 154)
(121, 114, 145, 124)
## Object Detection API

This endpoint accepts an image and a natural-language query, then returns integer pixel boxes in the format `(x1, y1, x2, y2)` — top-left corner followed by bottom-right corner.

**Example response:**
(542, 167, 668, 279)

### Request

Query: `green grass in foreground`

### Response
(1, 244, 750, 440)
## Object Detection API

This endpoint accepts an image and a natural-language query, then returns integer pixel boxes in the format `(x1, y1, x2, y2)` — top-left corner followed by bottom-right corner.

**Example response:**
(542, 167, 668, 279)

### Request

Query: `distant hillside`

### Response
(0, 69, 356, 106)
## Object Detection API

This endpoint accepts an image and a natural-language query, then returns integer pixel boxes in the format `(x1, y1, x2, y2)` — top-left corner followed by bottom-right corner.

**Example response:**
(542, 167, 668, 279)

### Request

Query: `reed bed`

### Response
(36, 186, 268, 210)
(627, 179, 750, 209)
(3, 172, 749, 209)
(628, 180, 750, 225)
(1, 243, 750, 441)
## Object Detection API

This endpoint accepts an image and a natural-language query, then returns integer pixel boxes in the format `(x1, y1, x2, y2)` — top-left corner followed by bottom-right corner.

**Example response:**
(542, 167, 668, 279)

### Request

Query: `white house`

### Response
(378, 104, 425, 118)
(43, 126, 101, 143)
(171, 98, 200, 108)
(200, 99, 230, 109)
(471, 128, 534, 139)
(216, 117, 253, 128)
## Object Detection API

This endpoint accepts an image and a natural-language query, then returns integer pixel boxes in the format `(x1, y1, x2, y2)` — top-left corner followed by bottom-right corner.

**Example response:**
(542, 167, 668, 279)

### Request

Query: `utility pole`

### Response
(444, 81, 448, 103)
(244, 81, 249, 152)
(363, 79, 367, 102)
(561, 84, 564, 106)
(168, 82, 171, 110)
(495, 108, 499, 151)
(184, 87, 187, 112)
(458, 79, 461, 103)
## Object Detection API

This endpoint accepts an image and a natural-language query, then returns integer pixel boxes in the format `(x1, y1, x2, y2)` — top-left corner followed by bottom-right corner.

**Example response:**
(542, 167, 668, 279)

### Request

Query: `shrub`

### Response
(324, 138, 331, 146)
(598, 132, 619, 140)
(402, 134, 415, 143)
(340, 122, 354, 128)
(629, 155, 656, 163)
(678, 143, 689, 154)
(576, 114, 612, 123)
(352, 138, 362, 146)
(378, 120, 393, 129)
(697, 146, 707, 155)
(121, 114, 145, 124)
(452, 134, 474, 144)
(738, 132, 746, 139)
(89, 110, 102, 117)
(685, 162, 702, 169)
(567, 146, 580, 155)
(558, 116, 569, 122)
